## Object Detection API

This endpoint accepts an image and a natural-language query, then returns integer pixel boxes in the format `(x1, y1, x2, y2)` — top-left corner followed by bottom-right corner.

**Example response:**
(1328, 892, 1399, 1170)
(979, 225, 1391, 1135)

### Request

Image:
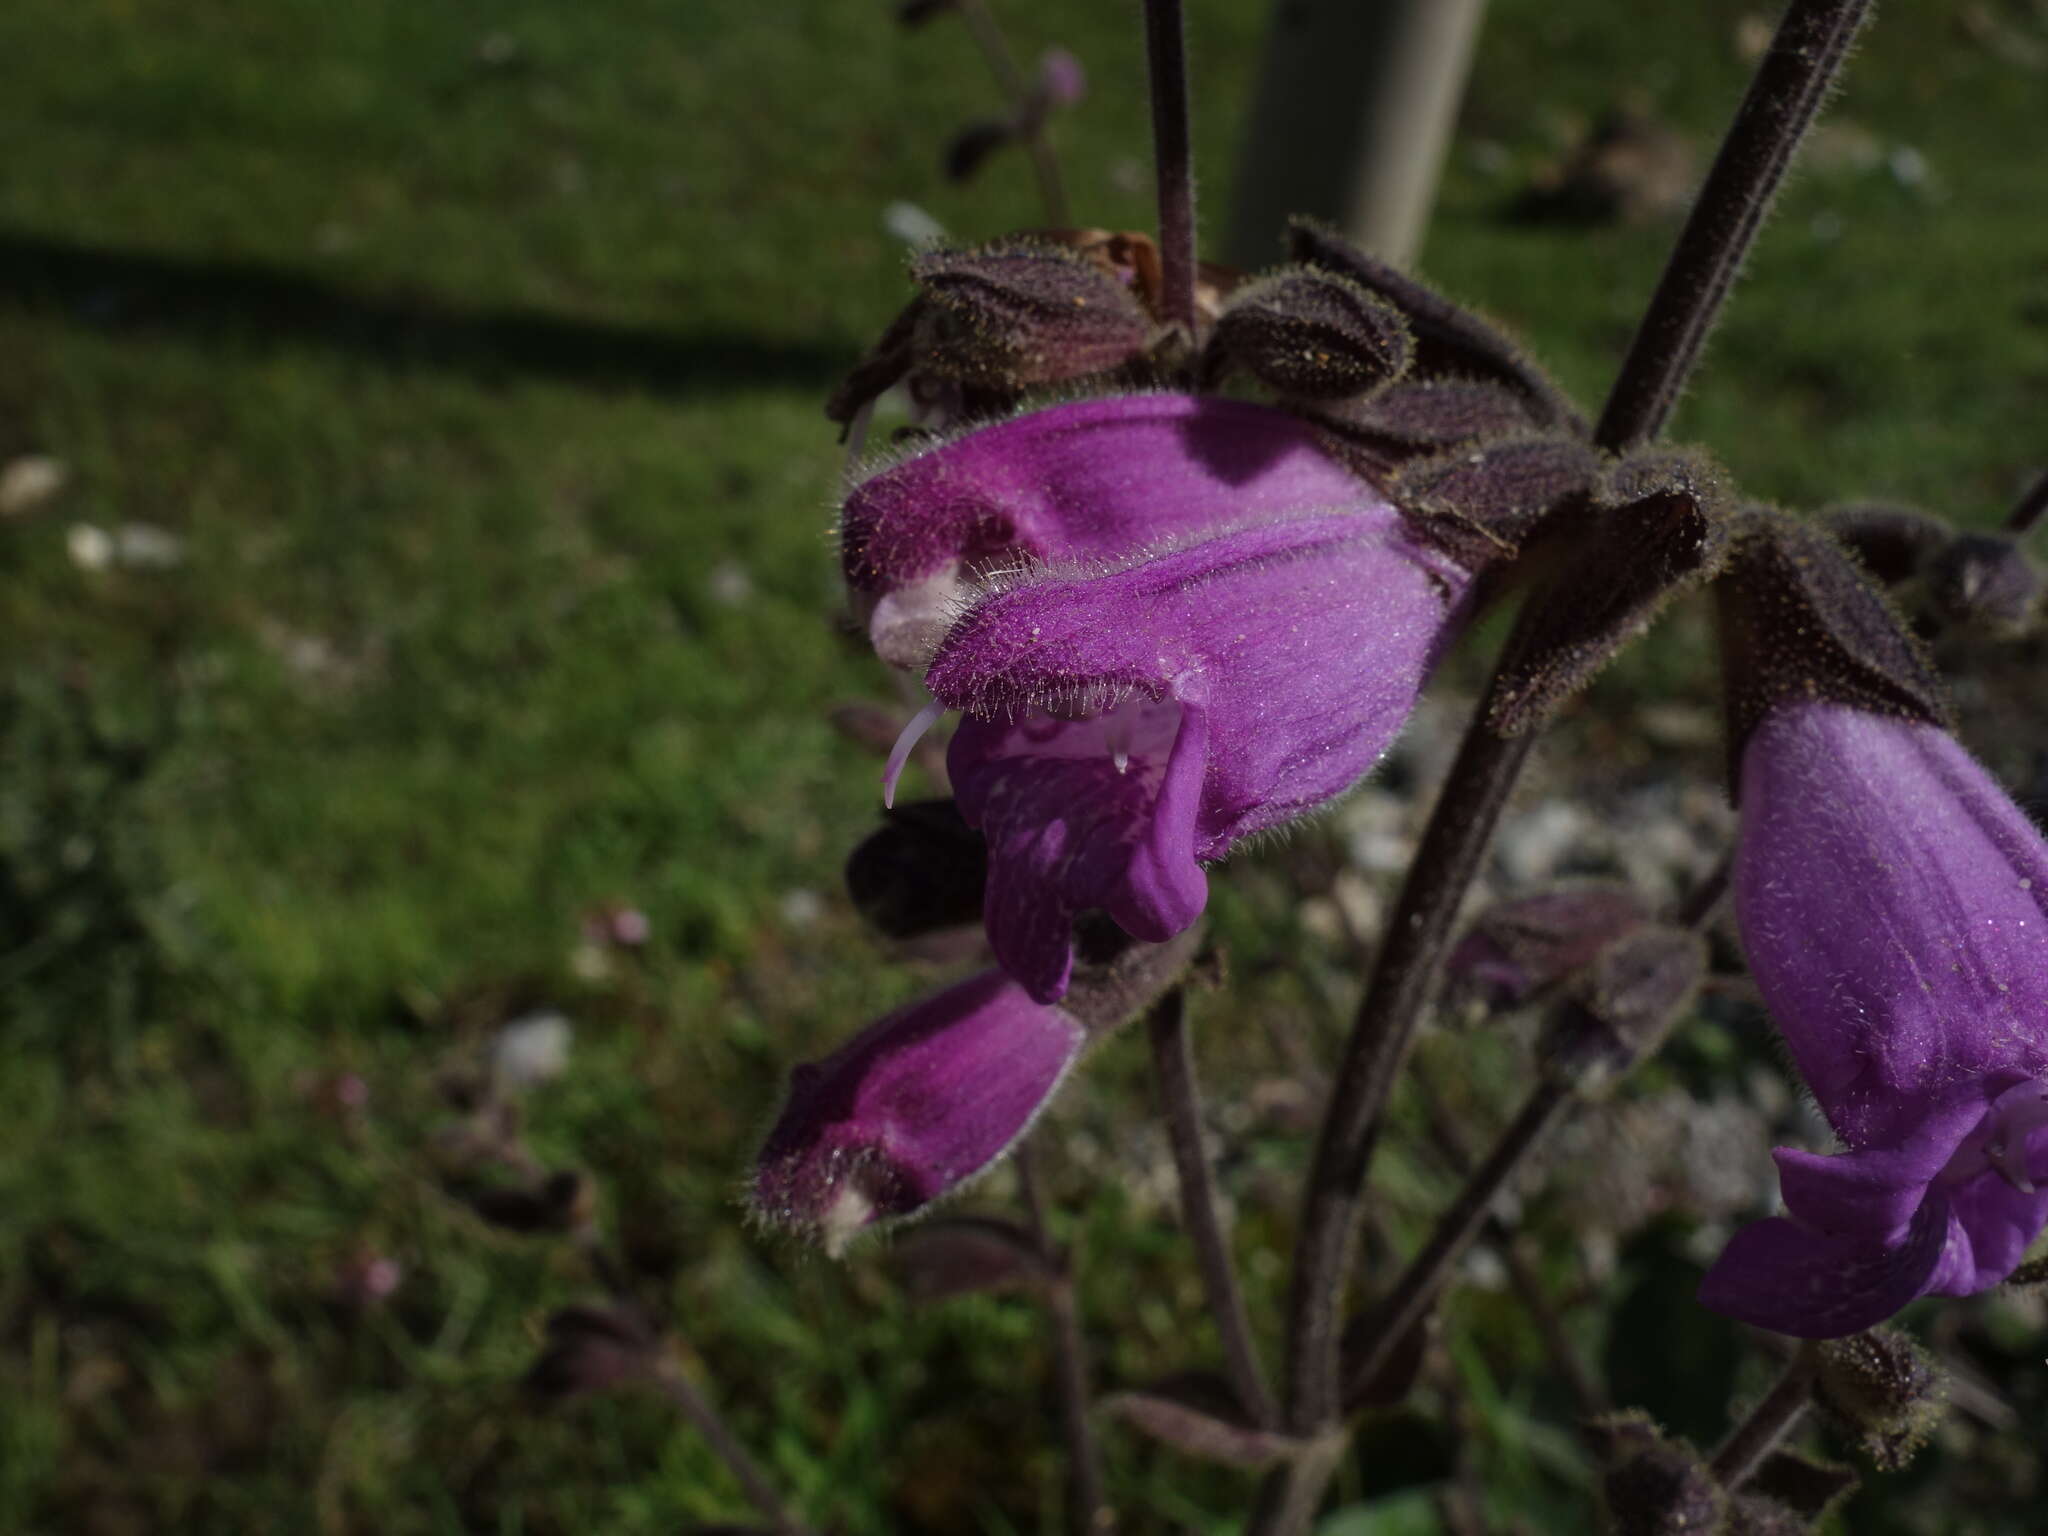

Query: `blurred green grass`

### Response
(2, 1, 2045, 1532)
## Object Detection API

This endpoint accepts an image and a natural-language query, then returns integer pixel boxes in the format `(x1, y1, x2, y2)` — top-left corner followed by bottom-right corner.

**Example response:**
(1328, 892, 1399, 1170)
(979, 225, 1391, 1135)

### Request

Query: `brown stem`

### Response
(1259, 8, 1877, 1524)
(1141, 0, 1198, 337)
(1020, 1146, 1111, 1533)
(654, 1367, 812, 1533)
(1709, 1342, 1820, 1490)
(577, 1227, 811, 1531)
(1341, 1078, 1572, 1410)
(2006, 466, 2048, 536)
(1279, 723, 1534, 1437)
(1499, 1237, 1609, 1428)
(955, 0, 1070, 224)
(1595, 0, 1876, 451)
(1414, 1070, 1608, 1425)
(1145, 991, 1279, 1427)
(1675, 851, 1733, 929)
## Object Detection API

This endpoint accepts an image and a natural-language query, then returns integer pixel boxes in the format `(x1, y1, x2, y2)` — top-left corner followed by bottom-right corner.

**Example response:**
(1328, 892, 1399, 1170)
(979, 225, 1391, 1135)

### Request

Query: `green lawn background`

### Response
(2, 1, 2045, 1531)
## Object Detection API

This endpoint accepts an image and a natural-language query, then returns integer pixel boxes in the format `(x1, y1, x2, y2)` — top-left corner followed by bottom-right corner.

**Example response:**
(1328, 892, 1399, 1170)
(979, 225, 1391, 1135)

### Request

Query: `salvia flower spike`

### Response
(1697, 700, 2048, 1336)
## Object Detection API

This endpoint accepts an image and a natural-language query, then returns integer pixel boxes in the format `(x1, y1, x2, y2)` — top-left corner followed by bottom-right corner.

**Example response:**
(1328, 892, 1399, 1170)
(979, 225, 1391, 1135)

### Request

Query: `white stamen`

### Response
(882, 696, 948, 809)
(821, 1183, 875, 1259)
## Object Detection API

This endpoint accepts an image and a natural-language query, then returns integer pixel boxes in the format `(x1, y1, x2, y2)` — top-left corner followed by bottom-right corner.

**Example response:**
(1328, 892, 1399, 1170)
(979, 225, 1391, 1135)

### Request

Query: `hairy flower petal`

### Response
(1700, 702, 2048, 1335)
(840, 394, 1368, 661)
(932, 511, 1470, 1000)
(1698, 1196, 1954, 1338)
(1734, 704, 2048, 1148)
(1931, 1150, 2048, 1294)
(953, 700, 1209, 1000)
(752, 970, 1082, 1248)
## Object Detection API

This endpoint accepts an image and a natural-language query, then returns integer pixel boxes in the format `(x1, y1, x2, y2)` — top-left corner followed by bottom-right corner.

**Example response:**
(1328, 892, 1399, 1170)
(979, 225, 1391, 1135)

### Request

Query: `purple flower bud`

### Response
(1445, 881, 1650, 1012)
(1814, 1328, 1948, 1470)
(752, 970, 1084, 1249)
(1599, 1431, 1726, 1536)
(909, 241, 1153, 391)
(924, 510, 1471, 1001)
(841, 393, 1371, 666)
(1206, 266, 1415, 400)
(1035, 48, 1086, 108)
(332, 1249, 402, 1311)
(1698, 702, 2048, 1337)
(525, 1303, 662, 1400)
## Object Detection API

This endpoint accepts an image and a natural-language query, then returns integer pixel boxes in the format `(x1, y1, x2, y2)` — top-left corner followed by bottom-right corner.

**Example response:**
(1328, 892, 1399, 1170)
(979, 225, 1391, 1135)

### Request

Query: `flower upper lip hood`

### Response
(1699, 701, 2048, 1338)
(922, 509, 1473, 1002)
(839, 393, 1375, 666)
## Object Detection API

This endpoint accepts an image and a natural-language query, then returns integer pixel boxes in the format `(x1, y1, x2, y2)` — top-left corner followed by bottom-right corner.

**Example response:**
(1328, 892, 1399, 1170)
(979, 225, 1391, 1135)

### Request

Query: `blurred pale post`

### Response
(1225, 0, 1489, 271)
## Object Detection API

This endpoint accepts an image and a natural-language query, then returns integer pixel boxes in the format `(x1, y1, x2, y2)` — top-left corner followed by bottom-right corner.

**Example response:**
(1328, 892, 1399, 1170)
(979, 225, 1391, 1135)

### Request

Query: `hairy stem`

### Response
(1145, 990, 1278, 1427)
(1499, 1237, 1609, 1427)
(955, 0, 1070, 224)
(1342, 1078, 1571, 1409)
(1415, 1070, 1608, 1425)
(654, 1367, 812, 1533)
(1279, 724, 1533, 1439)
(1676, 851, 1733, 929)
(1141, 0, 1198, 337)
(1710, 1342, 1820, 1489)
(1020, 1146, 1110, 1533)
(1595, 0, 1875, 451)
(1259, 10, 1877, 1523)
(2006, 466, 2048, 537)
(577, 1223, 810, 1531)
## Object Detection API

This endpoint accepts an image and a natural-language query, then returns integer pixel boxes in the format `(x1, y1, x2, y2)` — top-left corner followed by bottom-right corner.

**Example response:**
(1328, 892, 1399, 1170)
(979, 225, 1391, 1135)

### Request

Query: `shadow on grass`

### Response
(0, 226, 849, 398)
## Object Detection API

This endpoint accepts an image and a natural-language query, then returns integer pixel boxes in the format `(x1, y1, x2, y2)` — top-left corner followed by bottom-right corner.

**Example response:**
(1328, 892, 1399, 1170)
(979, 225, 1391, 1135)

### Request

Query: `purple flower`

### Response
(917, 510, 1471, 1001)
(842, 393, 1374, 665)
(752, 969, 1083, 1249)
(1699, 702, 2048, 1337)
(1035, 48, 1087, 109)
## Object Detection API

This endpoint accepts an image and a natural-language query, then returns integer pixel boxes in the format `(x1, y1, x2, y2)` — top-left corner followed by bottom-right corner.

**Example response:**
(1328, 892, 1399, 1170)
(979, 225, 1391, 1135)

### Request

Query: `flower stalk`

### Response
(1020, 1145, 1111, 1533)
(1141, 0, 1197, 339)
(1260, 4, 1877, 1525)
(1709, 1342, 1821, 1490)
(1596, 0, 1876, 452)
(653, 1366, 812, 1534)
(2007, 465, 2048, 536)
(1277, 722, 1529, 1441)
(1146, 990, 1279, 1427)
(1415, 1070, 1608, 1425)
(954, 0, 1071, 225)
(1341, 1075, 1571, 1410)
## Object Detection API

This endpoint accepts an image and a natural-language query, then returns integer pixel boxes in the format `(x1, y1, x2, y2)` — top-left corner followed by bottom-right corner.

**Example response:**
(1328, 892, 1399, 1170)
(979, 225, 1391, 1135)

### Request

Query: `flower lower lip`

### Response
(1941, 1080, 2048, 1195)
